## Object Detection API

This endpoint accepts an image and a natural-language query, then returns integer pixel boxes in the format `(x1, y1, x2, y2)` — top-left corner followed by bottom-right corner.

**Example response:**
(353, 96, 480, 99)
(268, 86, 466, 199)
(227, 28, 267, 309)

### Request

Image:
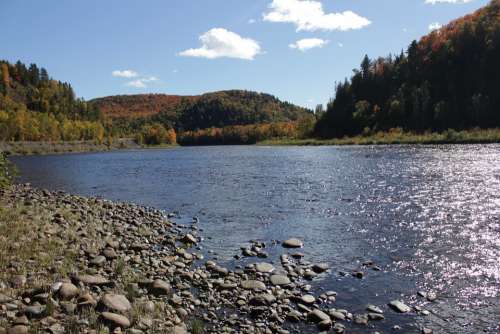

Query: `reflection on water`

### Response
(12, 144, 500, 333)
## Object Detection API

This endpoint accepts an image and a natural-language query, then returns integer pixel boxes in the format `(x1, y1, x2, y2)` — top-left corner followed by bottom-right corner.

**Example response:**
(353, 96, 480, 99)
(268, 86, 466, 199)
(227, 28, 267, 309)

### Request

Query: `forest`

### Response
(315, 0, 500, 138)
(0, 61, 106, 142)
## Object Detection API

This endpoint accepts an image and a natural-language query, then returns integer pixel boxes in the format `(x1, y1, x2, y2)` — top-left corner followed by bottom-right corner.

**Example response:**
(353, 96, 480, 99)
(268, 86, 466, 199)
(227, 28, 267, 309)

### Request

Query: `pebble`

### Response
(282, 238, 303, 248)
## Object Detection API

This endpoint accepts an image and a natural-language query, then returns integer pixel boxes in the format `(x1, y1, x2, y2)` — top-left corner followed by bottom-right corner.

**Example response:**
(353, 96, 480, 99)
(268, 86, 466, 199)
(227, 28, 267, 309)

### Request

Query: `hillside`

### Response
(0, 60, 104, 142)
(90, 90, 312, 131)
(315, 0, 500, 138)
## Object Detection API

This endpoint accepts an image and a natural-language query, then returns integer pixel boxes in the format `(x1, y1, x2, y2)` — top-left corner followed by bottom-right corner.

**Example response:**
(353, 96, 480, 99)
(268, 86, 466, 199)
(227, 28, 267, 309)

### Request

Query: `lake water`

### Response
(12, 145, 500, 333)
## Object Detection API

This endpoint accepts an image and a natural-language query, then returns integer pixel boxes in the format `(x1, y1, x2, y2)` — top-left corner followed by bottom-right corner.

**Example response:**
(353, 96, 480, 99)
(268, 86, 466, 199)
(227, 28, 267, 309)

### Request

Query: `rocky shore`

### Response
(0, 185, 431, 334)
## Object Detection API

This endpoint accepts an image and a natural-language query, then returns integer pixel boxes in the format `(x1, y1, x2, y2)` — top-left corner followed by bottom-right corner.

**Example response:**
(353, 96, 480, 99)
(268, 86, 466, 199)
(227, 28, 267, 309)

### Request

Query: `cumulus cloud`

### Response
(179, 28, 262, 60)
(289, 38, 328, 51)
(125, 76, 159, 89)
(263, 0, 371, 31)
(429, 22, 442, 30)
(425, 0, 474, 4)
(112, 70, 138, 78)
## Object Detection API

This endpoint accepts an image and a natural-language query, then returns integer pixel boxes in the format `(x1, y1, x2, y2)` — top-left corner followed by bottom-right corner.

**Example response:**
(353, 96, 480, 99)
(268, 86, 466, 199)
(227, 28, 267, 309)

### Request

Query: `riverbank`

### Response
(0, 184, 433, 334)
(258, 128, 500, 146)
(0, 140, 179, 156)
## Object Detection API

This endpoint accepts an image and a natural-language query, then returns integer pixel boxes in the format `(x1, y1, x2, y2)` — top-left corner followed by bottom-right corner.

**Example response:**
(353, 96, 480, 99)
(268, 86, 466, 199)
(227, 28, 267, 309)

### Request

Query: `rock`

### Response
(282, 238, 303, 248)
(352, 271, 364, 279)
(7, 326, 28, 334)
(312, 263, 329, 273)
(300, 295, 316, 305)
(249, 294, 276, 306)
(100, 294, 132, 313)
(422, 328, 433, 334)
(149, 279, 171, 296)
(103, 248, 118, 259)
(90, 255, 106, 266)
(255, 263, 275, 273)
(366, 304, 383, 314)
(101, 312, 131, 328)
(23, 305, 45, 318)
(182, 234, 197, 244)
(48, 323, 65, 334)
(368, 312, 385, 320)
(287, 310, 302, 322)
(318, 319, 332, 331)
(308, 309, 330, 323)
(354, 314, 369, 325)
(240, 280, 266, 291)
(0, 293, 13, 304)
(74, 274, 110, 286)
(269, 275, 291, 286)
(389, 300, 411, 313)
(328, 310, 346, 321)
(58, 283, 79, 300)
(77, 293, 97, 308)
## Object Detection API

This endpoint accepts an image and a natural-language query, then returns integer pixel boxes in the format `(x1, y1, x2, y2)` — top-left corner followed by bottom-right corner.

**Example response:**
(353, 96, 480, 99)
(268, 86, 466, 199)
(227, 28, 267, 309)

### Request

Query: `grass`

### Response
(258, 128, 500, 146)
(0, 201, 79, 292)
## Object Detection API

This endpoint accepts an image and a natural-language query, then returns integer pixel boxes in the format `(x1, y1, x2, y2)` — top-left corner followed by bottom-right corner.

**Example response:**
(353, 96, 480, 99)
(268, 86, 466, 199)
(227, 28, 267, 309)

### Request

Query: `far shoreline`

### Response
(1, 128, 499, 156)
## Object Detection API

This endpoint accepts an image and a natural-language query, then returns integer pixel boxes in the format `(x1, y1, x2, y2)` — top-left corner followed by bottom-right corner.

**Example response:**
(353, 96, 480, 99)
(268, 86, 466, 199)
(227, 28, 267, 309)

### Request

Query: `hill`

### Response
(90, 90, 312, 131)
(315, 0, 500, 138)
(0, 60, 104, 142)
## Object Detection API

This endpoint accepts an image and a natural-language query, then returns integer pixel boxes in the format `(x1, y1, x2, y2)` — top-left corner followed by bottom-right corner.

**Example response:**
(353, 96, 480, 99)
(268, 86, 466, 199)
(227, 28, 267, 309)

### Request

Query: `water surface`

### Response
(12, 145, 500, 333)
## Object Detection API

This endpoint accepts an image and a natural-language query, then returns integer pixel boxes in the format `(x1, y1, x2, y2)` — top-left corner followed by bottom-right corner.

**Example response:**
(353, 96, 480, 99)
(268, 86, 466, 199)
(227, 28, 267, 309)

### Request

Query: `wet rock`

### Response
(255, 263, 275, 273)
(422, 328, 433, 334)
(389, 300, 411, 313)
(182, 234, 197, 244)
(300, 295, 316, 305)
(312, 263, 329, 273)
(354, 314, 369, 325)
(308, 309, 330, 323)
(101, 312, 131, 328)
(366, 304, 383, 314)
(368, 312, 385, 320)
(282, 238, 303, 248)
(328, 310, 346, 321)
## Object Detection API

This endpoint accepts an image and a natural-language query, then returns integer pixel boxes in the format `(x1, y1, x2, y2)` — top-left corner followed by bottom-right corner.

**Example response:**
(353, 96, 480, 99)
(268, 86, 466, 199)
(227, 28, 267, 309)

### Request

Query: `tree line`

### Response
(315, 0, 500, 138)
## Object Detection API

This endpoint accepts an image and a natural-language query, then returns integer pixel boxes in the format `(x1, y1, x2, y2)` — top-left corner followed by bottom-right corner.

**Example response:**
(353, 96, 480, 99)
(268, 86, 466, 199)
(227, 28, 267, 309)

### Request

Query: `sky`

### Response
(0, 0, 490, 109)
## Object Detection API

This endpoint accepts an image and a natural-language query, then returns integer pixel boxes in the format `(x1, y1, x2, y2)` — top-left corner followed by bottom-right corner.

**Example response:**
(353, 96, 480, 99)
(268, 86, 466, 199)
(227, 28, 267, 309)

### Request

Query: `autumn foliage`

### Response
(316, 0, 500, 138)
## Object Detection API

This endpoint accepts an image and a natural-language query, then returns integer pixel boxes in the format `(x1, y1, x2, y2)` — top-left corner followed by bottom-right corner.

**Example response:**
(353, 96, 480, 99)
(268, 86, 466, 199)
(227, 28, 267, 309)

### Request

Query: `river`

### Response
(12, 145, 500, 333)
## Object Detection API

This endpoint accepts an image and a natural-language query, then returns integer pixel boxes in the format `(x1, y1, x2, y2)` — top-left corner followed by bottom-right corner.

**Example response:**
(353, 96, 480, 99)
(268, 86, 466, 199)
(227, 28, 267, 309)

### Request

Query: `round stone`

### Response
(100, 312, 131, 328)
(240, 280, 266, 291)
(100, 294, 132, 312)
(282, 238, 303, 248)
(255, 263, 275, 273)
(301, 295, 316, 304)
(270, 274, 291, 286)
(58, 283, 79, 300)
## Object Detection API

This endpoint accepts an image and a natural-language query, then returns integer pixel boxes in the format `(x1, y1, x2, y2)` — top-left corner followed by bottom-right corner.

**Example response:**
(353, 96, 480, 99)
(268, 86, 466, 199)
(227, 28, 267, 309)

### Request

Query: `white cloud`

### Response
(248, 18, 257, 24)
(125, 76, 159, 89)
(425, 0, 474, 4)
(263, 0, 371, 31)
(112, 70, 138, 78)
(338, 42, 344, 48)
(289, 38, 328, 51)
(429, 22, 442, 30)
(179, 28, 262, 60)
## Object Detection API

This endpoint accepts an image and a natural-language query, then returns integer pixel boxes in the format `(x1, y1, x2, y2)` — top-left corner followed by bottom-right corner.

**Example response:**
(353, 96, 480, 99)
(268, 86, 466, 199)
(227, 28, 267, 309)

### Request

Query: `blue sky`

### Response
(1, 0, 489, 109)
